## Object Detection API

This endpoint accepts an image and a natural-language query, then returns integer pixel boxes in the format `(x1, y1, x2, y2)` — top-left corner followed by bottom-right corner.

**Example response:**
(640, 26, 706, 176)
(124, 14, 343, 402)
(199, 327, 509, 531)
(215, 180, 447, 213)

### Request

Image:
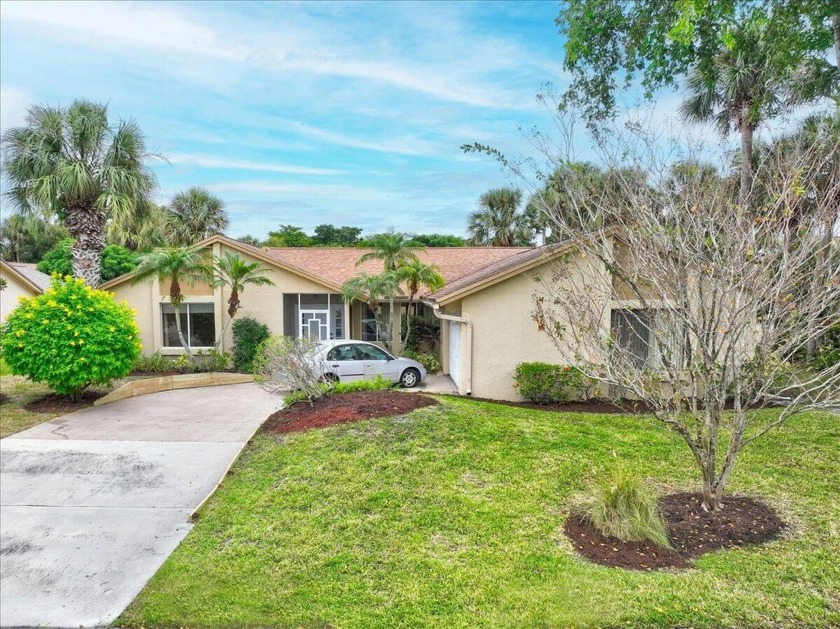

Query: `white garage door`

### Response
(448, 320, 461, 389)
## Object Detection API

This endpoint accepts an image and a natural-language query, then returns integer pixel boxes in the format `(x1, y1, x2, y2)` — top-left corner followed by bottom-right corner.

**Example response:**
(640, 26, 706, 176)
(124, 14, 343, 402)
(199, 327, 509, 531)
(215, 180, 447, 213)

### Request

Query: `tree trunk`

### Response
(65, 205, 106, 286)
(173, 302, 193, 359)
(833, 14, 840, 70)
(701, 479, 724, 511)
(228, 290, 240, 319)
(739, 119, 754, 210)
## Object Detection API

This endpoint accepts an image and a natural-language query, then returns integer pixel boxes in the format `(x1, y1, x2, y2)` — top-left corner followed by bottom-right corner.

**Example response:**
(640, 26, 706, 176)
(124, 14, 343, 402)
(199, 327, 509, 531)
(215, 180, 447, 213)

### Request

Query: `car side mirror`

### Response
(386, 355, 395, 361)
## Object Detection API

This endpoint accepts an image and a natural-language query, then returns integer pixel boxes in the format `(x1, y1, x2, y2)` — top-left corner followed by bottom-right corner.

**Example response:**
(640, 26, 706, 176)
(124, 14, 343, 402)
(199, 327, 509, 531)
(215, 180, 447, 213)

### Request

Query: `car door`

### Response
(325, 344, 364, 382)
(355, 343, 400, 382)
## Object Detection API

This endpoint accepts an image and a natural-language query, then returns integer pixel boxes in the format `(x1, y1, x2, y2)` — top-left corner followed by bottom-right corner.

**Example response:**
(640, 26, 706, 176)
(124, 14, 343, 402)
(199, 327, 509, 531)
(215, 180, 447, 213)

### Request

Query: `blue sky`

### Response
(0, 0, 580, 239)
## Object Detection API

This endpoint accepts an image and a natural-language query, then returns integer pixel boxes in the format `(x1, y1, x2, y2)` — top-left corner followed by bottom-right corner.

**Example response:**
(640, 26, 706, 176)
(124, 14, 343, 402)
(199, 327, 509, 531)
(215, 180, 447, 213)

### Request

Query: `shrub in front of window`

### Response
(232, 317, 271, 374)
(513, 362, 585, 404)
(1, 277, 141, 397)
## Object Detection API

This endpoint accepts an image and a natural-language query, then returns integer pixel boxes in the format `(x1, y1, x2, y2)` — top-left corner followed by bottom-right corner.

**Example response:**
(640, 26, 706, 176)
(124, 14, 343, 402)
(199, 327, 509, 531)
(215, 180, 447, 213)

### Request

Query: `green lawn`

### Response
(120, 397, 840, 628)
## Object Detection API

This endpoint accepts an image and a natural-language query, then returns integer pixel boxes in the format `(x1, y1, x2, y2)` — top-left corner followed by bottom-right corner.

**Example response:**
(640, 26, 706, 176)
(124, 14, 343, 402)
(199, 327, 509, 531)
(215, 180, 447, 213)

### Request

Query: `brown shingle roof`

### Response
(426, 239, 573, 302)
(5, 262, 51, 292)
(261, 247, 529, 297)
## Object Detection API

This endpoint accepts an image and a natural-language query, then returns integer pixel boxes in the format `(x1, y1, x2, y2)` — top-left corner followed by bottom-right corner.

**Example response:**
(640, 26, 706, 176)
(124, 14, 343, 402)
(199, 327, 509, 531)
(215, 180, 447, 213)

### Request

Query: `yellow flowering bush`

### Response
(0, 276, 141, 396)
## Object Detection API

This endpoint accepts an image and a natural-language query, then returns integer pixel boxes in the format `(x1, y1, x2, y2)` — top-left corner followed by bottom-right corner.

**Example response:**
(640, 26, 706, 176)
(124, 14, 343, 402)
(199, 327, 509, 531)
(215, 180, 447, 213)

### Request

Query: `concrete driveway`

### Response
(0, 383, 279, 628)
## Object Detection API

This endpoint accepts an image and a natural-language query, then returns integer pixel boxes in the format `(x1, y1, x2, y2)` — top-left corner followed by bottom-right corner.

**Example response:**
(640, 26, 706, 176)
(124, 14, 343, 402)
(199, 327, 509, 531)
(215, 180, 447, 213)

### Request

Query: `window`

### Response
(354, 343, 390, 361)
(327, 344, 359, 361)
(611, 309, 653, 368)
(610, 308, 684, 370)
(162, 303, 216, 348)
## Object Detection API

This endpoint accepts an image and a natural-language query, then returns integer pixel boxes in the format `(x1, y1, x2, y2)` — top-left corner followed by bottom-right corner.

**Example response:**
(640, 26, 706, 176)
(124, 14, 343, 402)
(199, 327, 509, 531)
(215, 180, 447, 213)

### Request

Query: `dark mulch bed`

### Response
(565, 492, 786, 570)
(264, 390, 439, 434)
(23, 390, 108, 414)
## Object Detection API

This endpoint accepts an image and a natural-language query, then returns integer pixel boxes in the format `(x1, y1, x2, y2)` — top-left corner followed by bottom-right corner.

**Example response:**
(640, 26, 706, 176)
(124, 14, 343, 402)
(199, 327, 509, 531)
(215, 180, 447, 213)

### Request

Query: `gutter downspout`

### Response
(427, 301, 472, 396)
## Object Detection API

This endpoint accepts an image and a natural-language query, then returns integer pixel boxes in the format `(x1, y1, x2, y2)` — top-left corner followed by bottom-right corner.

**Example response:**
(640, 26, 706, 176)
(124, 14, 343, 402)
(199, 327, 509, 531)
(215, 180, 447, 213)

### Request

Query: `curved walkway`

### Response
(0, 383, 279, 628)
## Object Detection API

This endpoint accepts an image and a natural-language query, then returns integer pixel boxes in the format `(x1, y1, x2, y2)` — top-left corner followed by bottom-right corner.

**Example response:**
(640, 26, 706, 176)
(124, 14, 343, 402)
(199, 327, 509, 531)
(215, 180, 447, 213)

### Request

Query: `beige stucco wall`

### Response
(110, 279, 157, 354)
(456, 252, 608, 401)
(0, 270, 37, 321)
(111, 242, 346, 355)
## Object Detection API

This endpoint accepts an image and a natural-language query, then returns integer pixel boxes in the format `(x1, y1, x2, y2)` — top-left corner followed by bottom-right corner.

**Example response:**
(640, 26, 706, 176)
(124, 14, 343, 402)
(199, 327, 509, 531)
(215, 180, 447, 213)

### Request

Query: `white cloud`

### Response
(167, 153, 344, 176)
(0, 85, 29, 132)
(1, 1, 240, 60)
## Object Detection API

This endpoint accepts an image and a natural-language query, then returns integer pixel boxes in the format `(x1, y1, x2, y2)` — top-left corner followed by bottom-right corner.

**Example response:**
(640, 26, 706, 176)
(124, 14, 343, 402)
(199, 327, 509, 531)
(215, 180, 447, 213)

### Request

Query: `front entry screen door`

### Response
(300, 310, 329, 341)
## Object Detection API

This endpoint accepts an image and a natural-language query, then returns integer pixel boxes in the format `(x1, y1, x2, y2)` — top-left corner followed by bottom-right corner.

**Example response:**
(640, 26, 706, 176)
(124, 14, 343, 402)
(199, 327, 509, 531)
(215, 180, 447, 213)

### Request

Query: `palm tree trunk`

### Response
(739, 119, 754, 210)
(173, 303, 193, 359)
(65, 206, 106, 286)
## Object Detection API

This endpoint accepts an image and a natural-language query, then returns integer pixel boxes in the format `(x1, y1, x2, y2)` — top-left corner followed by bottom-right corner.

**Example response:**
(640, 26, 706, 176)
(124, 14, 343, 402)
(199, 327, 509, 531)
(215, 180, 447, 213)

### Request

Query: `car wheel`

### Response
(323, 373, 339, 383)
(400, 368, 420, 388)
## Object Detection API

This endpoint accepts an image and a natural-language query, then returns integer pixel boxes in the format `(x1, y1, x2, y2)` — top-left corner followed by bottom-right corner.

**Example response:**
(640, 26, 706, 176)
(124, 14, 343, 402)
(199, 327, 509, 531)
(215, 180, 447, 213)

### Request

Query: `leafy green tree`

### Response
(1, 277, 141, 397)
(467, 187, 534, 246)
(1, 100, 156, 286)
(264, 225, 312, 247)
(526, 164, 651, 240)
(231, 317, 270, 373)
(210, 252, 275, 345)
(37, 239, 139, 282)
(340, 271, 401, 350)
(132, 248, 211, 359)
(557, 0, 839, 123)
(397, 259, 444, 346)
(0, 216, 69, 263)
(406, 233, 465, 247)
(165, 187, 228, 246)
(312, 224, 363, 246)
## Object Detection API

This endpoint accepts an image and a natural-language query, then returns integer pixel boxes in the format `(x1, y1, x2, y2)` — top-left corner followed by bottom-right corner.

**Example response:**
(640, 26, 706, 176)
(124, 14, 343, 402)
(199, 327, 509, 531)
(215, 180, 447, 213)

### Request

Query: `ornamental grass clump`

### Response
(575, 466, 672, 549)
(0, 276, 141, 397)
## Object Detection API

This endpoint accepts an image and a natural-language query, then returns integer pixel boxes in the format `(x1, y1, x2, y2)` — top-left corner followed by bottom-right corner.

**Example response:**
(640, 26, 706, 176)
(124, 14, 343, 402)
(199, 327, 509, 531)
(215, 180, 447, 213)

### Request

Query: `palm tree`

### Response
(132, 248, 211, 358)
(467, 187, 534, 246)
(2, 100, 156, 285)
(341, 271, 400, 350)
(357, 230, 422, 347)
(678, 17, 834, 208)
(108, 203, 167, 251)
(165, 187, 228, 246)
(397, 259, 444, 346)
(357, 230, 423, 271)
(210, 252, 275, 347)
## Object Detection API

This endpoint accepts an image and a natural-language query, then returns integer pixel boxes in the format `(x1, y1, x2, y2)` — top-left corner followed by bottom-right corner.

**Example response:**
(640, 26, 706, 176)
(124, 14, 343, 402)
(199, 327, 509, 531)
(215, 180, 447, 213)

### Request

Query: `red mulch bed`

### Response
(264, 390, 439, 434)
(564, 492, 786, 570)
(24, 390, 108, 414)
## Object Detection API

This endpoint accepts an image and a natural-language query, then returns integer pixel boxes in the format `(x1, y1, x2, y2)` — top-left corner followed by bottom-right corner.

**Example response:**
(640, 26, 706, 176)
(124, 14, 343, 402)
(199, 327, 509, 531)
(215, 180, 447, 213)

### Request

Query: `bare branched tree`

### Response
(522, 114, 839, 511)
(253, 336, 327, 406)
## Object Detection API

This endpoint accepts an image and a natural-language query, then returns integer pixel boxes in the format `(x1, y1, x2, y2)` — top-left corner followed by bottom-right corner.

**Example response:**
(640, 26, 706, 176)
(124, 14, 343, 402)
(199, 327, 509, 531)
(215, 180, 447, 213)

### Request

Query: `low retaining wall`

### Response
(95, 372, 255, 406)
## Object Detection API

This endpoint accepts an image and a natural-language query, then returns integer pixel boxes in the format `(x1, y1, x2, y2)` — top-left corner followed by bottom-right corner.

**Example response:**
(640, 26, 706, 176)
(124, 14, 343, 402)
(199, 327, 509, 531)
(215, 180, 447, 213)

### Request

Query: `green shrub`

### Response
(37, 239, 139, 282)
(133, 351, 171, 373)
(513, 362, 585, 404)
(402, 316, 440, 353)
(812, 323, 840, 369)
(0, 276, 141, 396)
(170, 350, 231, 374)
(283, 375, 392, 406)
(232, 317, 270, 373)
(403, 349, 442, 374)
(574, 467, 671, 548)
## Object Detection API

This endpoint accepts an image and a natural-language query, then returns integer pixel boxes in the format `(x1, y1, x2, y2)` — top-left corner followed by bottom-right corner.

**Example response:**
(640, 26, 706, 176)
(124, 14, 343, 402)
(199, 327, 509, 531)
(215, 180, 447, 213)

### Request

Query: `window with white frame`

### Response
(161, 303, 216, 348)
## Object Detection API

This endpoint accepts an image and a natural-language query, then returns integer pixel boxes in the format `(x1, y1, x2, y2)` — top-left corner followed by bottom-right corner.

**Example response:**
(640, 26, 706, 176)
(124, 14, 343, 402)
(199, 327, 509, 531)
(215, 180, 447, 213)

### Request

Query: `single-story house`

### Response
(0, 261, 51, 321)
(103, 233, 648, 401)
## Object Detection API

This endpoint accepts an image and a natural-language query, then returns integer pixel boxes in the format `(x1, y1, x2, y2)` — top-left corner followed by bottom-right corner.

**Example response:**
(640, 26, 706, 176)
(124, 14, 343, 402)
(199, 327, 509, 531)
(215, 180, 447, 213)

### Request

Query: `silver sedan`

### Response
(315, 340, 427, 388)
